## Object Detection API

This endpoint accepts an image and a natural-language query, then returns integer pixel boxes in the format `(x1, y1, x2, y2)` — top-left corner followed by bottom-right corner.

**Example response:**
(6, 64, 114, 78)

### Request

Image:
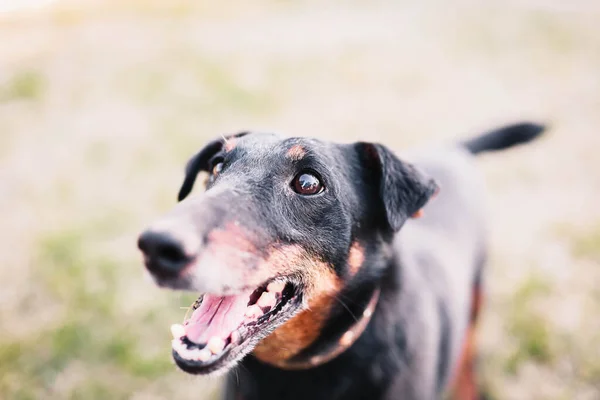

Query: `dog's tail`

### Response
(462, 122, 546, 155)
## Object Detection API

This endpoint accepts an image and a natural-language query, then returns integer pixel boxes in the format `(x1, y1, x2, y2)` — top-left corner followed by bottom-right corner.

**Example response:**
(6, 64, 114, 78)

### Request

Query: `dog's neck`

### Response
(230, 280, 396, 400)
(250, 279, 382, 370)
(273, 239, 394, 368)
(273, 285, 380, 369)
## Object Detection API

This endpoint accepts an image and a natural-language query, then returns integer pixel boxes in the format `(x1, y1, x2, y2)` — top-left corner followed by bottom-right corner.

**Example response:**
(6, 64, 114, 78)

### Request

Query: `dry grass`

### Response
(1, 0, 599, 398)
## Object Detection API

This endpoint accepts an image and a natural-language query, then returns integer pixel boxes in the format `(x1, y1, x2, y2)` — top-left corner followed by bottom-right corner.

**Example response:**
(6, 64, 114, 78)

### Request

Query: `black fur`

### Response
(356, 142, 439, 231)
(177, 131, 250, 201)
(462, 122, 545, 155)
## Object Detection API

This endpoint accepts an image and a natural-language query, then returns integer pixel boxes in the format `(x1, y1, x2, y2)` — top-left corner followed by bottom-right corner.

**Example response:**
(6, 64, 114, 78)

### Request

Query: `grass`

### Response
(0, 71, 45, 102)
(0, 214, 179, 398)
(569, 223, 600, 262)
(117, 54, 279, 117)
(1, 0, 599, 398)
(504, 275, 554, 375)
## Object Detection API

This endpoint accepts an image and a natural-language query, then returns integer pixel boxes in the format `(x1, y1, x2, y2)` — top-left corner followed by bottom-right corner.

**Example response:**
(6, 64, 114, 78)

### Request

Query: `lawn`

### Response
(1, 1, 599, 398)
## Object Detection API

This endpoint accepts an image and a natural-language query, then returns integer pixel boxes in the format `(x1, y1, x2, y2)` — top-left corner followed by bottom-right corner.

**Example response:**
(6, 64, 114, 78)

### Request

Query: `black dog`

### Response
(137, 122, 545, 400)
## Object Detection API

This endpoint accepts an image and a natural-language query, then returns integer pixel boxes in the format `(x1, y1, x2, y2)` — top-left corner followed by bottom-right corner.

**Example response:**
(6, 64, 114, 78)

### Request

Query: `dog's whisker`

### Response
(324, 293, 359, 322)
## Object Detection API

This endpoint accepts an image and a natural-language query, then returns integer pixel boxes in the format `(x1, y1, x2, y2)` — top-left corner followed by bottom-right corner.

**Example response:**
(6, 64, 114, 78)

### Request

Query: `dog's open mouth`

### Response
(170, 279, 302, 374)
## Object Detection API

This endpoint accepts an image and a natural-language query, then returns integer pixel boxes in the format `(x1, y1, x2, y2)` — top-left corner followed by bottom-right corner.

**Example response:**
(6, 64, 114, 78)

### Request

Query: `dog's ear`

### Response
(356, 142, 439, 231)
(177, 132, 250, 201)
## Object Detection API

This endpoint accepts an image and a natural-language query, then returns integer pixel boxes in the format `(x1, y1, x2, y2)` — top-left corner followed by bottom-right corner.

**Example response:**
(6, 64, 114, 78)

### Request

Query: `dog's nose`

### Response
(137, 230, 194, 278)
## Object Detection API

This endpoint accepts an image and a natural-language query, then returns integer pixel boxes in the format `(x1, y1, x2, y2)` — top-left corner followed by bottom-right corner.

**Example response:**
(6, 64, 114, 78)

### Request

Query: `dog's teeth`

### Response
(231, 330, 241, 344)
(198, 348, 212, 362)
(170, 324, 185, 339)
(207, 337, 226, 354)
(172, 339, 187, 355)
(257, 291, 276, 308)
(181, 348, 195, 360)
(245, 304, 263, 319)
(187, 348, 201, 360)
(267, 280, 286, 293)
(171, 338, 183, 349)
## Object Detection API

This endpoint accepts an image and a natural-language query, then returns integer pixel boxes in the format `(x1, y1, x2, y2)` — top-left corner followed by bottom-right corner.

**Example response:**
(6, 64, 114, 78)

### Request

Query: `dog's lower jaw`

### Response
(171, 280, 304, 375)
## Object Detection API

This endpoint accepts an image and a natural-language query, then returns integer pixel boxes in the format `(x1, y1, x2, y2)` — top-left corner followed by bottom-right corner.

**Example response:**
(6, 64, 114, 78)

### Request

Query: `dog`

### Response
(137, 122, 545, 400)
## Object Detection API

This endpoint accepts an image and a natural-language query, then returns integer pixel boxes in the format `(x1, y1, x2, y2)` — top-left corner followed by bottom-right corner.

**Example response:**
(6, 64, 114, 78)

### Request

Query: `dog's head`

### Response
(137, 132, 437, 375)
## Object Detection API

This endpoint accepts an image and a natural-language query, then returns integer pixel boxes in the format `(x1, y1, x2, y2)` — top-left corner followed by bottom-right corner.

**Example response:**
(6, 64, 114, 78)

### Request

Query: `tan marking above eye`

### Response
(286, 145, 306, 160)
(224, 139, 236, 152)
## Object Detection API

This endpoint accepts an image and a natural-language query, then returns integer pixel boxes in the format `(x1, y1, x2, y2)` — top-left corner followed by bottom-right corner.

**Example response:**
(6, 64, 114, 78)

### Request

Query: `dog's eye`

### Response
(292, 172, 323, 195)
(212, 162, 223, 175)
(209, 157, 224, 176)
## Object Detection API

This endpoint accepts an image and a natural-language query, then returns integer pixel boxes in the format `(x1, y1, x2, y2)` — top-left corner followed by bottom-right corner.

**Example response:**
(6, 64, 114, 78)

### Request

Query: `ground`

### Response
(1, 1, 599, 399)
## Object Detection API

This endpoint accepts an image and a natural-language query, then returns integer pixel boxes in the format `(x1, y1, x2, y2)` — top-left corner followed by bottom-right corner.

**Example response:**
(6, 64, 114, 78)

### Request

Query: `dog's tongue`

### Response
(184, 292, 250, 344)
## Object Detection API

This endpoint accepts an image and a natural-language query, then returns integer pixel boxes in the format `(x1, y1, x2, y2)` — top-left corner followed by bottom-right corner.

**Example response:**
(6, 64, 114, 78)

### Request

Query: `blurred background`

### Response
(1, 0, 599, 399)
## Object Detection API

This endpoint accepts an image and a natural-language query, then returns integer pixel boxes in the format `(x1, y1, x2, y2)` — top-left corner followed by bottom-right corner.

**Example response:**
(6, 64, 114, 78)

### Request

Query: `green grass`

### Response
(67, 381, 120, 400)
(0, 214, 179, 398)
(504, 274, 554, 375)
(117, 56, 279, 117)
(0, 71, 45, 102)
(2, 1, 600, 398)
(570, 224, 600, 262)
(527, 13, 577, 54)
(554, 220, 600, 262)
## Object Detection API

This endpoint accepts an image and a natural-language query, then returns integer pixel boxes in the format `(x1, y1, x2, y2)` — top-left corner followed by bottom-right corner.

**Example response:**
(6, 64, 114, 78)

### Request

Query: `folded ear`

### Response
(177, 131, 250, 201)
(356, 142, 439, 231)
